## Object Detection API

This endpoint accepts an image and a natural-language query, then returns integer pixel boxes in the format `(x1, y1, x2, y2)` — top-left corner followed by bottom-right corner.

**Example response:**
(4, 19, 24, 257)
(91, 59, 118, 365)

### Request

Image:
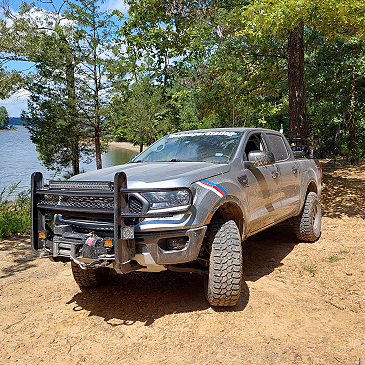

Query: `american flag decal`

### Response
(196, 180, 227, 198)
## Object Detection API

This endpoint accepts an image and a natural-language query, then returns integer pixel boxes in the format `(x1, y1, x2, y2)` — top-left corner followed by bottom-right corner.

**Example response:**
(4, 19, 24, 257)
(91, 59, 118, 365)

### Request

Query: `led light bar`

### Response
(49, 180, 113, 190)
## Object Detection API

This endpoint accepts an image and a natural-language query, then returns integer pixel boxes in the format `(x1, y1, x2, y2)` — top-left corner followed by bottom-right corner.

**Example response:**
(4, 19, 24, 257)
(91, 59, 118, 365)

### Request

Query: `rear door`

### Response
(265, 132, 300, 218)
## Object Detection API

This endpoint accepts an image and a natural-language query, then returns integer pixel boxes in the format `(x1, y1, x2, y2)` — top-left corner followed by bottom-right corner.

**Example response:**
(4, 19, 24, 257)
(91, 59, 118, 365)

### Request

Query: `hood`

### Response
(70, 162, 230, 188)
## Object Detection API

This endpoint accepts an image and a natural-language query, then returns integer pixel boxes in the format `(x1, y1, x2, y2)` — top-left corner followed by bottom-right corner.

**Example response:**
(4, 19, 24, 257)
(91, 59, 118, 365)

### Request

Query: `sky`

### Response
(1, 0, 128, 117)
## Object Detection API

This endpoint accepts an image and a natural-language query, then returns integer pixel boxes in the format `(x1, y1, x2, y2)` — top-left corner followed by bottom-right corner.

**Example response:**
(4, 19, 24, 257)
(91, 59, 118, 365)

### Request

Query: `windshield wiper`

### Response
(169, 159, 182, 162)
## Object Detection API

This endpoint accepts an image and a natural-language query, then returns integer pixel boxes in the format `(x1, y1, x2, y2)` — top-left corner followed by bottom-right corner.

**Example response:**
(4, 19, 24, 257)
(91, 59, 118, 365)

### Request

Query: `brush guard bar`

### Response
(31, 172, 192, 266)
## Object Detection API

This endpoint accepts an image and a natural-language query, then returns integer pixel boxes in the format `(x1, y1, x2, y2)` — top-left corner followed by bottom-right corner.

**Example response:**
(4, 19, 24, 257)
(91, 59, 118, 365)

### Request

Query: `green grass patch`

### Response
(324, 251, 349, 263)
(0, 184, 31, 238)
(338, 250, 349, 255)
(327, 255, 343, 263)
(301, 262, 318, 276)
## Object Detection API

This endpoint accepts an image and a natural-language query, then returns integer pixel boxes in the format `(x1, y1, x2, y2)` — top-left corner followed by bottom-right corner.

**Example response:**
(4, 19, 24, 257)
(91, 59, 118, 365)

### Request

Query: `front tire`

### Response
(71, 261, 109, 287)
(205, 219, 243, 307)
(293, 192, 322, 242)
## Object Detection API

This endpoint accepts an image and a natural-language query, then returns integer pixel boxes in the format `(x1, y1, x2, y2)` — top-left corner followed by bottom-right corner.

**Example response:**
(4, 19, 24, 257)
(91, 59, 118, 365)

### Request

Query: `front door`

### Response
(238, 132, 282, 233)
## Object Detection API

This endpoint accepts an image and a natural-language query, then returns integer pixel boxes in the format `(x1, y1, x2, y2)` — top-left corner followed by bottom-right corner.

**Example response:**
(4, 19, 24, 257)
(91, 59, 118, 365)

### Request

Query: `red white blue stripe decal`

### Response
(197, 179, 227, 198)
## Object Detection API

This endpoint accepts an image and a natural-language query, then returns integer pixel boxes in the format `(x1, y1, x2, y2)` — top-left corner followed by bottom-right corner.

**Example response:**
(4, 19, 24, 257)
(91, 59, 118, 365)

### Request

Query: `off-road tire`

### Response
(71, 261, 109, 287)
(293, 192, 322, 242)
(205, 219, 242, 307)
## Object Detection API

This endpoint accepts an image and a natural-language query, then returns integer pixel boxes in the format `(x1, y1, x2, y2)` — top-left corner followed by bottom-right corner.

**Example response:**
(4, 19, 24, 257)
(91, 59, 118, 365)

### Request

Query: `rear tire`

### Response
(71, 261, 109, 287)
(205, 219, 243, 307)
(293, 192, 322, 242)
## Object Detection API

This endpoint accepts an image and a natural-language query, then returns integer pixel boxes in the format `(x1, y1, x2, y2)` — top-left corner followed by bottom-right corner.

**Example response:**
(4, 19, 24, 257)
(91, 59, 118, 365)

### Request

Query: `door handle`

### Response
(238, 175, 249, 186)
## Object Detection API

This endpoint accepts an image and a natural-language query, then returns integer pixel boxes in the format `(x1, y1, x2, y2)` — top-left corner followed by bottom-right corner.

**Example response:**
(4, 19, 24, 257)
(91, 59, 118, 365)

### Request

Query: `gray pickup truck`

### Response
(31, 128, 322, 306)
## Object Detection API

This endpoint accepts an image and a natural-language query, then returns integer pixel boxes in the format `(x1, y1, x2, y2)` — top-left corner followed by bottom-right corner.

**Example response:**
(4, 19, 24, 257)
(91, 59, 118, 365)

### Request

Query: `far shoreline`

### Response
(108, 141, 146, 152)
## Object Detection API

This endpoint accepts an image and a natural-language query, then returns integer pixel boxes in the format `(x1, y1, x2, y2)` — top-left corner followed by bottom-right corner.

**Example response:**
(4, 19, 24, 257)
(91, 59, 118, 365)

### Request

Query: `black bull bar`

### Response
(31, 171, 192, 266)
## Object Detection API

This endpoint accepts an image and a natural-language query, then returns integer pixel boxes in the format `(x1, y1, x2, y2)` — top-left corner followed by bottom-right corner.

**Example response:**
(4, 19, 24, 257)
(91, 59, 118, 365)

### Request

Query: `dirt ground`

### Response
(1, 164, 364, 365)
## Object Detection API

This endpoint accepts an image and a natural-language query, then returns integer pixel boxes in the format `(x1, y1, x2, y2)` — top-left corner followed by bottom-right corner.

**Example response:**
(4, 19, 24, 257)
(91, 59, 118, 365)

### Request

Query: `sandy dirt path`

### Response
(0, 166, 364, 365)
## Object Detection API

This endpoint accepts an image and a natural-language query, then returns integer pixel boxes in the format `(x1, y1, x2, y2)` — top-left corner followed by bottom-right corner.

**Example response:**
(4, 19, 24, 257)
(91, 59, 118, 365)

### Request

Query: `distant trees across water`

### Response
(0, 106, 9, 129)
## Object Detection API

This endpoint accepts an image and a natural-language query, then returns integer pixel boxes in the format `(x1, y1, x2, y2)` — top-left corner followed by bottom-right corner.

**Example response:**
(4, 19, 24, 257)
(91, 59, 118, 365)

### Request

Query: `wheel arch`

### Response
(294, 178, 320, 218)
(207, 197, 245, 240)
(307, 180, 318, 195)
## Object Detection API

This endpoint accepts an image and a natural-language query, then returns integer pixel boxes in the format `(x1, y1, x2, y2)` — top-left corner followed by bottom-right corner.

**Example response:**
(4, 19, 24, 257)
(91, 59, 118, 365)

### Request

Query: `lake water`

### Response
(0, 126, 135, 196)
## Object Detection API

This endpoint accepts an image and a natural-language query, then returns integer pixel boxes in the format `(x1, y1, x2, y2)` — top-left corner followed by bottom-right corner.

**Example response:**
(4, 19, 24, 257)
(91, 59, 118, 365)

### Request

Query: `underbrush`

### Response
(0, 184, 31, 237)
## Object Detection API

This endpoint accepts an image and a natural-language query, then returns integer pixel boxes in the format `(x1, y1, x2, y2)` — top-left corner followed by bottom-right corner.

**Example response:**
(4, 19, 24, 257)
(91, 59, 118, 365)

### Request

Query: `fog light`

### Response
(166, 237, 187, 250)
(104, 239, 113, 247)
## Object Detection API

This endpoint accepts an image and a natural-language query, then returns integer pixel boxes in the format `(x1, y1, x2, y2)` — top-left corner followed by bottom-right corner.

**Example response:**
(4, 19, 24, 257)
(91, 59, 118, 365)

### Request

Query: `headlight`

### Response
(141, 189, 191, 212)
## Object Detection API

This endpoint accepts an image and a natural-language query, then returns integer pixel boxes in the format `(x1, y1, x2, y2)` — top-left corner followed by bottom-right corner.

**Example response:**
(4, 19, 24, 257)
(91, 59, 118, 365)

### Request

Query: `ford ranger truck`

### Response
(31, 128, 322, 306)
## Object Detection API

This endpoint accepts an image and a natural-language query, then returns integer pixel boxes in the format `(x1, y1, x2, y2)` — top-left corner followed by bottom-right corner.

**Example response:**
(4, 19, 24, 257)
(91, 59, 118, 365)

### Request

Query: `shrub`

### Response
(0, 184, 31, 237)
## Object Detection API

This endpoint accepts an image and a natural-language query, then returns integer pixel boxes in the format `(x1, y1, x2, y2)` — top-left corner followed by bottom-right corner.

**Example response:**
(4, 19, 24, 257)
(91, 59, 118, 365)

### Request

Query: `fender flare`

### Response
(205, 195, 247, 240)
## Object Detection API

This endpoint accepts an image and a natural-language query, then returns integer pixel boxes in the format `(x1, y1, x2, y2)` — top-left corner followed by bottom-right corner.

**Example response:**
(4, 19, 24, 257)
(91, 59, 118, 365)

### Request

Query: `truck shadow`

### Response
(242, 223, 298, 283)
(67, 224, 298, 322)
(67, 270, 211, 326)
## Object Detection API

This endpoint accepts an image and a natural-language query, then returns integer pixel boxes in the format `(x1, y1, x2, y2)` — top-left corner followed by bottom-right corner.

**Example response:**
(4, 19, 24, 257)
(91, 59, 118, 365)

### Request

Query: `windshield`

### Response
(133, 131, 243, 164)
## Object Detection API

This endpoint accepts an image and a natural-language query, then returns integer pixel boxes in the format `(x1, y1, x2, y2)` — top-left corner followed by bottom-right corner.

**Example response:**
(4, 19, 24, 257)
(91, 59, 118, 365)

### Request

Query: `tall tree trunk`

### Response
(95, 125, 102, 169)
(139, 139, 144, 153)
(65, 62, 80, 175)
(140, 128, 144, 153)
(93, 89, 102, 170)
(348, 65, 356, 162)
(72, 147, 79, 176)
(288, 22, 307, 139)
(93, 40, 103, 170)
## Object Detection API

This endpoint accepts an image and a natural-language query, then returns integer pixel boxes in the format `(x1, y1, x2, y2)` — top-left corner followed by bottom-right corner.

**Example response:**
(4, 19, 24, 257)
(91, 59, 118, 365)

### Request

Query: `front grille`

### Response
(60, 196, 114, 209)
(38, 195, 114, 210)
(38, 194, 145, 213)
(128, 196, 144, 213)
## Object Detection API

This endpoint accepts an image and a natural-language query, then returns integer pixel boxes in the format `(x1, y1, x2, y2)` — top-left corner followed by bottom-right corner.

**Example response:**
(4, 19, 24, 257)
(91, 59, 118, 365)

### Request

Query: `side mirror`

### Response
(245, 151, 275, 168)
(129, 153, 138, 162)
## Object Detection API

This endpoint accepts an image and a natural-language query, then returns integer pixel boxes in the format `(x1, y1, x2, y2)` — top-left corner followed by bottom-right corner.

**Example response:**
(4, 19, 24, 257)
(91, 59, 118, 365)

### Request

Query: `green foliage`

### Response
(0, 105, 9, 129)
(111, 77, 173, 151)
(64, 0, 120, 169)
(22, 89, 93, 174)
(0, 68, 24, 99)
(119, 0, 365, 160)
(306, 35, 365, 161)
(2, 0, 120, 174)
(2, 0, 365, 165)
(0, 184, 31, 238)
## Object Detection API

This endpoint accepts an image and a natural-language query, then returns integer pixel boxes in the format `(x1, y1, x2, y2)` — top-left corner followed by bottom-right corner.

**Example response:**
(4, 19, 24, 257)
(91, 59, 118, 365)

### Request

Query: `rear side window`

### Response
(266, 134, 289, 161)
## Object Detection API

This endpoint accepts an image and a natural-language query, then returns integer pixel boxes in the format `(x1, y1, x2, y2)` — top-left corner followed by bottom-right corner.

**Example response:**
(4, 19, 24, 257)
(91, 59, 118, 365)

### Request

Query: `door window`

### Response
(244, 134, 265, 159)
(266, 134, 289, 161)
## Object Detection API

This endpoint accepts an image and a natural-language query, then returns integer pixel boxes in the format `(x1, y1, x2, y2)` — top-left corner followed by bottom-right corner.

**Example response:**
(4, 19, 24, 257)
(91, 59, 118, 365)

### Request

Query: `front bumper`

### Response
(31, 172, 204, 272)
(48, 224, 206, 267)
